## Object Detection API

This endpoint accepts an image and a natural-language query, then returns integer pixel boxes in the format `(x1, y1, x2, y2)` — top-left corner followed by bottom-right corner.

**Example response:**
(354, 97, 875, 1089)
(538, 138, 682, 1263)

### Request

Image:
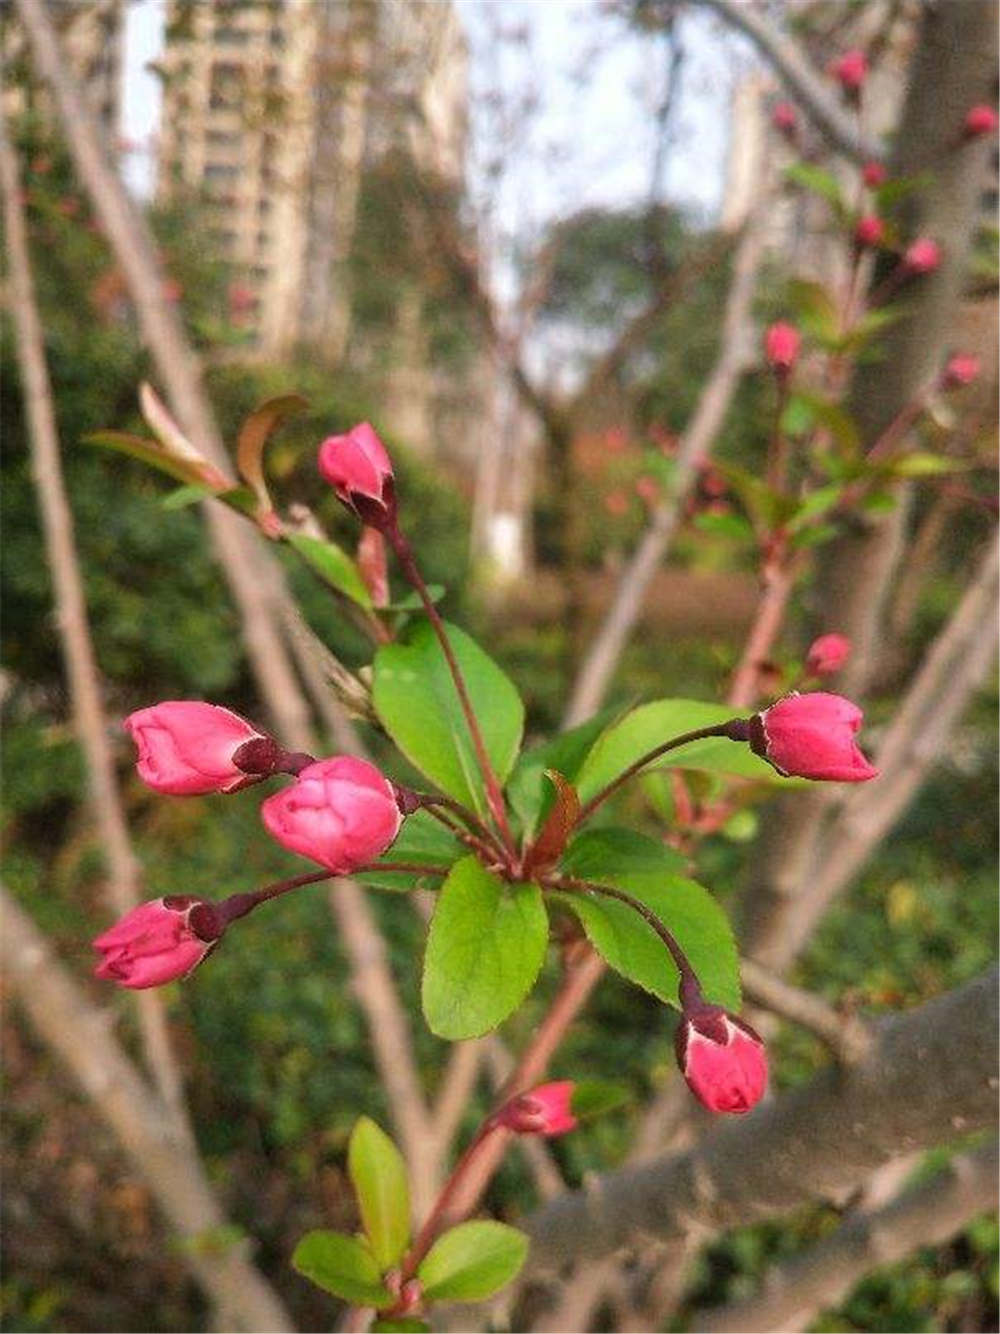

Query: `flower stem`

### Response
(576, 720, 751, 824)
(388, 531, 516, 856)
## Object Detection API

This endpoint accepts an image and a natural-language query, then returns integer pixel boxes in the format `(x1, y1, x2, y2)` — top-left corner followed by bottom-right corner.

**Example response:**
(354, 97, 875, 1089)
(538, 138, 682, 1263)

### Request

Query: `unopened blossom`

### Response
(854, 214, 885, 249)
(496, 1082, 577, 1136)
(771, 101, 797, 136)
(862, 161, 887, 188)
(125, 701, 270, 796)
(749, 692, 878, 782)
(93, 896, 219, 989)
(318, 422, 395, 523)
(260, 756, 402, 872)
(902, 238, 941, 275)
(676, 1004, 767, 1114)
(964, 105, 999, 138)
(830, 49, 868, 92)
(764, 321, 801, 373)
(942, 354, 980, 389)
(805, 633, 852, 677)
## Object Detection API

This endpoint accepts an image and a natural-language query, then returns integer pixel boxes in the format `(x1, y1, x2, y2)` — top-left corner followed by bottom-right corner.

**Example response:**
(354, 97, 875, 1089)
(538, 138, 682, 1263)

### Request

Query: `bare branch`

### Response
(740, 958, 873, 1064)
(563, 204, 768, 725)
(695, 0, 883, 163)
(2, 887, 296, 1333)
(523, 968, 998, 1275)
(693, 1142, 999, 1333)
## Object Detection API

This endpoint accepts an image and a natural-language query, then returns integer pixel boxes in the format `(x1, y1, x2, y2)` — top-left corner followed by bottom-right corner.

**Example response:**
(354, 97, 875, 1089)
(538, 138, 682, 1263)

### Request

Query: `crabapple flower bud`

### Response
(318, 422, 395, 525)
(93, 896, 220, 989)
(862, 161, 887, 188)
(497, 1082, 577, 1136)
(902, 238, 941, 275)
(830, 49, 867, 93)
(771, 101, 797, 136)
(764, 322, 800, 373)
(942, 354, 980, 389)
(260, 757, 402, 872)
(806, 633, 851, 676)
(749, 692, 878, 782)
(676, 1003, 767, 1115)
(125, 701, 270, 796)
(964, 104, 999, 138)
(854, 214, 885, 248)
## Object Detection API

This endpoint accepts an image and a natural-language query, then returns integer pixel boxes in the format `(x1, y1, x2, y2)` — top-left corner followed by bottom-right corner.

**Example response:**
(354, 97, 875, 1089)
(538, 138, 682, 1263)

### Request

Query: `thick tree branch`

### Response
(0, 115, 191, 1133)
(563, 203, 768, 725)
(2, 888, 296, 1333)
(523, 968, 998, 1275)
(695, 0, 883, 163)
(693, 1142, 999, 1333)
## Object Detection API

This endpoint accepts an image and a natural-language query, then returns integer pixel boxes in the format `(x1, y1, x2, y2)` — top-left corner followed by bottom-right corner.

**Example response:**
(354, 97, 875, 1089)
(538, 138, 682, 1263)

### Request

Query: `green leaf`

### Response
(236, 393, 307, 510)
(287, 532, 372, 610)
(292, 1230, 393, 1306)
(507, 709, 617, 835)
(785, 163, 844, 212)
(371, 1321, 430, 1332)
(573, 699, 782, 808)
(788, 482, 845, 532)
(786, 277, 840, 341)
(791, 392, 860, 453)
(373, 620, 524, 818)
(557, 829, 741, 1011)
(161, 483, 215, 510)
(714, 463, 793, 531)
(385, 585, 446, 612)
(348, 1118, 411, 1271)
(353, 809, 461, 892)
(570, 1079, 632, 1121)
(422, 858, 547, 1039)
(885, 451, 964, 477)
(417, 1221, 529, 1303)
(83, 430, 210, 487)
(692, 510, 755, 541)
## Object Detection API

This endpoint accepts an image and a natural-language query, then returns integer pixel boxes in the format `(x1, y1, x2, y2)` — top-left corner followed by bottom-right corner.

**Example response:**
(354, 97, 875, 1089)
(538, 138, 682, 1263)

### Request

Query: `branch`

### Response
(739, 958, 872, 1064)
(563, 203, 768, 725)
(0, 114, 192, 1133)
(2, 887, 296, 1333)
(693, 1142, 999, 1333)
(522, 968, 998, 1275)
(695, 0, 883, 163)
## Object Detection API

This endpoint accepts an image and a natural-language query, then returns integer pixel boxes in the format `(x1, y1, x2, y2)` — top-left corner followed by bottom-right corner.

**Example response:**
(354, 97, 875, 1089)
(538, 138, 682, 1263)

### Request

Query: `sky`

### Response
(120, 1, 749, 230)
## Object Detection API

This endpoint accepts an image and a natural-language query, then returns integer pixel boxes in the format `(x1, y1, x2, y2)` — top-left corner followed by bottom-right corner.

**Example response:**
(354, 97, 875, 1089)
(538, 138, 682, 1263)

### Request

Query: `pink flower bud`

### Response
(604, 488, 629, 517)
(805, 633, 852, 676)
(92, 896, 219, 989)
(963, 104, 998, 138)
(318, 422, 395, 523)
(764, 321, 800, 373)
(771, 101, 797, 135)
(676, 1004, 767, 1115)
(497, 1082, 577, 1136)
(260, 756, 402, 872)
(854, 214, 885, 249)
(902, 238, 941, 275)
(125, 701, 269, 796)
(830, 49, 868, 92)
(942, 353, 980, 389)
(862, 161, 887, 188)
(749, 692, 879, 782)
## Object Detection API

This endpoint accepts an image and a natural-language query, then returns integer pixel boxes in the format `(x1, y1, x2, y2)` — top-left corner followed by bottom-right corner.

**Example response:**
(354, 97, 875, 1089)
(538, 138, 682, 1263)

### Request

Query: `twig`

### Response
(739, 958, 872, 1064)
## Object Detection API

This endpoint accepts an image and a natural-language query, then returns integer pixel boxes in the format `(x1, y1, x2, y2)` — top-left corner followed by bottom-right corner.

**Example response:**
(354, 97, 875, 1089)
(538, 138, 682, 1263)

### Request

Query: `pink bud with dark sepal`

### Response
(805, 633, 852, 676)
(125, 701, 273, 796)
(496, 1081, 578, 1136)
(941, 354, 980, 389)
(771, 101, 797, 136)
(862, 161, 887, 188)
(830, 49, 868, 92)
(764, 321, 800, 373)
(318, 422, 395, 525)
(675, 1002, 767, 1115)
(749, 691, 878, 782)
(854, 214, 885, 249)
(92, 896, 221, 989)
(963, 104, 999, 138)
(902, 238, 941, 275)
(260, 756, 403, 872)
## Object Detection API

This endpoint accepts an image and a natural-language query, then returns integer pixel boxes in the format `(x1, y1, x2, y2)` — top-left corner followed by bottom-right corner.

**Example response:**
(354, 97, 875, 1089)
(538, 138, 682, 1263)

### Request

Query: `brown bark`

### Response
(523, 968, 998, 1275)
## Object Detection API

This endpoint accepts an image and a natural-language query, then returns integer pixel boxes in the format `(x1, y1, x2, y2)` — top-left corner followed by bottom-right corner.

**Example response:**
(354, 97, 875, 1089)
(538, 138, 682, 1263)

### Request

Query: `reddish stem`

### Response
(727, 556, 796, 710)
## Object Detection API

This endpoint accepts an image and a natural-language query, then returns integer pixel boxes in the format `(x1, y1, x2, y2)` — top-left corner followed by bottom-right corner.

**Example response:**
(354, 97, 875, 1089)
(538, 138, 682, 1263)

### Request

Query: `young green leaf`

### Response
(784, 163, 844, 214)
(570, 1079, 632, 1122)
(422, 858, 547, 1039)
(236, 393, 307, 511)
(292, 1230, 393, 1306)
(348, 1118, 411, 1271)
(573, 699, 783, 808)
(373, 620, 524, 818)
(371, 1321, 430, 1333)
(352, 809, 460, 892)
(557, 829, 741, 1010)
(287, 532, 373, 610)
(417, 1221, 529, 1303)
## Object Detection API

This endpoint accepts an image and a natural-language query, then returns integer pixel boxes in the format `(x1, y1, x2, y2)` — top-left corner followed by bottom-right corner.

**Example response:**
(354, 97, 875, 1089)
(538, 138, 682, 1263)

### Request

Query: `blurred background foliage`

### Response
(1, 86, 997, 1334)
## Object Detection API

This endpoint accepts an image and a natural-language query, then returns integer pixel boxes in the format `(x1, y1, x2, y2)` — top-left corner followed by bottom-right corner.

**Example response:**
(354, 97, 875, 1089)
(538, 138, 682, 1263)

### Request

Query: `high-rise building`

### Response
(155, 0, 467, 360)
(2, 0, 124, 136)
